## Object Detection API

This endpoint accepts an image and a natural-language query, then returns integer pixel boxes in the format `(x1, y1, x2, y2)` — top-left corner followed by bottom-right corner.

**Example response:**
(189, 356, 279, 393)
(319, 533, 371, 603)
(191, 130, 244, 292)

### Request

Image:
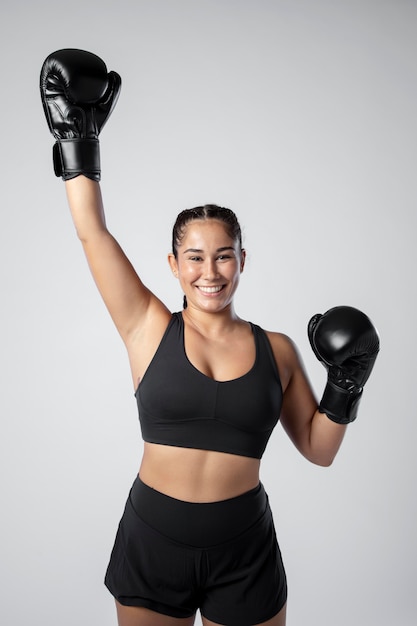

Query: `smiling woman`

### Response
(168, 206, 246, 313)
(40, 48, 379, 626)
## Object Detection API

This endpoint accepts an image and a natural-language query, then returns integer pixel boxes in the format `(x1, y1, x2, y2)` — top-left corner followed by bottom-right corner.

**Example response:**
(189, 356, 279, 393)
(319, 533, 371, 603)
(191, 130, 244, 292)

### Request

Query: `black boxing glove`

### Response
(308, 306, 380, 424)
(40, 49, 121, 181)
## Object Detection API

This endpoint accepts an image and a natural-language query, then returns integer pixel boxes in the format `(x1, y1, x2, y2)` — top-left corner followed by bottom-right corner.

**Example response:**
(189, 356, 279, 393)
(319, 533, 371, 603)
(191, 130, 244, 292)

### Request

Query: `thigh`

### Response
(201, 505, 287, 626)
(202, 602, 287, 626)
(116, 602, 196, 626)
(105, 496, 200, 617)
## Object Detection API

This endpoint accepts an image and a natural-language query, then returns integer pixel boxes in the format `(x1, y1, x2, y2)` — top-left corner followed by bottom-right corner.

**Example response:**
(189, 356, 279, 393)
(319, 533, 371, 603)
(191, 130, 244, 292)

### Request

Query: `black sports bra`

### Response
(135, 312, 283, 459)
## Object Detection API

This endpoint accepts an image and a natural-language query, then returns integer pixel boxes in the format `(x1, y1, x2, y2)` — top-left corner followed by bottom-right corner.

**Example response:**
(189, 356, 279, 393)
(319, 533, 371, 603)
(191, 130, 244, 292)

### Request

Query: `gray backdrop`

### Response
(1, 1, 415, 625)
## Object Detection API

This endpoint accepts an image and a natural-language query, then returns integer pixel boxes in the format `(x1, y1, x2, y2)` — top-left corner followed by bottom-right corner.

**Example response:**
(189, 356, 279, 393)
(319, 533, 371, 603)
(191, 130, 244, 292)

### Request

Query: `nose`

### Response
(202, 257, 219, 281)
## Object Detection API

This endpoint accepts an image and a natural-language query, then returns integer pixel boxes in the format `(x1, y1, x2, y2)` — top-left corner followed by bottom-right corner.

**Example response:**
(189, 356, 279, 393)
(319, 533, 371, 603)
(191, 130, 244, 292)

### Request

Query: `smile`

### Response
(197, 285, 224, 293)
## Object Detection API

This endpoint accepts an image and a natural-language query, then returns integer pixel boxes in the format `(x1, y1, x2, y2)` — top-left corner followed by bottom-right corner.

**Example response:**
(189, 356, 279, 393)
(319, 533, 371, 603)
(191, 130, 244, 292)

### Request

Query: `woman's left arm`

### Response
(270, 306, 379, 466)
(272, 334, 347, 467)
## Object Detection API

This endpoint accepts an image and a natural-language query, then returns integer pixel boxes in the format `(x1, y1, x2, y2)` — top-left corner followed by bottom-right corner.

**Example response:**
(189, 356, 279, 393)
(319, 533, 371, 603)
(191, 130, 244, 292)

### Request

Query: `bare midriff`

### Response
(138, 442, 261, 503)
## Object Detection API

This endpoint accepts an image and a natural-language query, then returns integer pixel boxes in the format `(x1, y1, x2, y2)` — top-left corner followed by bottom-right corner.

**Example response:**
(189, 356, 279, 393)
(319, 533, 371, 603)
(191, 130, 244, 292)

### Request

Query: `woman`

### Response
(40, 49, 379, 626)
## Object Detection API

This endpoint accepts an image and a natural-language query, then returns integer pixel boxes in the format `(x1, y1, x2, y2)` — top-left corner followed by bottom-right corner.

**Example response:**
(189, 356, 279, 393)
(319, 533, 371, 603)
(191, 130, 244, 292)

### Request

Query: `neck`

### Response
(182, 304, 241, 335)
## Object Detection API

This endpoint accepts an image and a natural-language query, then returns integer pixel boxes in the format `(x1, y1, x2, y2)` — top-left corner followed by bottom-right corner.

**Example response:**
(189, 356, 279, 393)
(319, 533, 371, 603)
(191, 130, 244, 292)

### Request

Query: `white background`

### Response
(1, 1, 416, 625)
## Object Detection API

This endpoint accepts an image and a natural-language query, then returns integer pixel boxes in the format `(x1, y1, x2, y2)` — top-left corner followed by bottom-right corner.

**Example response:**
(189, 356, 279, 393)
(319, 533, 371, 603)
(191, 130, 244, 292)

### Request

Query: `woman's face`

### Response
(168, 219, 245, 313)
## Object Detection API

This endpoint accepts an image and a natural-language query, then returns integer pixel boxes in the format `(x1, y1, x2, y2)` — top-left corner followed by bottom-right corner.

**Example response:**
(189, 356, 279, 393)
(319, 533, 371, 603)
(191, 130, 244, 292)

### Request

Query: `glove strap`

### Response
(53, 139, 101, 181)
(319, 380, 363, 424)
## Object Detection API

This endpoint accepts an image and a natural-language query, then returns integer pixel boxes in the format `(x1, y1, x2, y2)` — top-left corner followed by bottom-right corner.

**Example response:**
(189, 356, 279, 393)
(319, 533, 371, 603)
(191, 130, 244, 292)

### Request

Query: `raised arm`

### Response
(40, 49, 170, 348)
(65, 176, 169, 342)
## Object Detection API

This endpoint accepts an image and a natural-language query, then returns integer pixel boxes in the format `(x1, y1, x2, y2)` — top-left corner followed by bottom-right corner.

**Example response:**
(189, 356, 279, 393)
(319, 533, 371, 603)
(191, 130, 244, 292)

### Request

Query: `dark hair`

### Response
(172, 204, 243, 259)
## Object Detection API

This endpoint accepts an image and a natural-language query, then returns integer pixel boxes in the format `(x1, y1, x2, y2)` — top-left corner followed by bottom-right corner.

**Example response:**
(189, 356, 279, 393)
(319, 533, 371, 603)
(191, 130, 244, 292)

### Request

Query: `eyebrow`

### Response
(183, 246, 236, 254)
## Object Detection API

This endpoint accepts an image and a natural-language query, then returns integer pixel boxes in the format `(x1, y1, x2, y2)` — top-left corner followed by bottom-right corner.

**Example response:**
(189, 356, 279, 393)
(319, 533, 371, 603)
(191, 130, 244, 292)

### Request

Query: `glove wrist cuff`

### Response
(53, 139, 101, 181)
(319, 380, 363, 424)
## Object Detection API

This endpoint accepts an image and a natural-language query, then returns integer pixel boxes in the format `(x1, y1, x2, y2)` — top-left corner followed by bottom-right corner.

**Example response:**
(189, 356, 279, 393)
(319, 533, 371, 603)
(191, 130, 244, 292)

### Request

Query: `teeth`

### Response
(198, 286, 223, 293)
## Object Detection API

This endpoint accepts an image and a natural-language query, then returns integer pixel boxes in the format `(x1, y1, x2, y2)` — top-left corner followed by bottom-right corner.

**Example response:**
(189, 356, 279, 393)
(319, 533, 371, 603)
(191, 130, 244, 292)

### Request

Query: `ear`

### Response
(240, 248, 246, 273)
(168, 253, 179, 277)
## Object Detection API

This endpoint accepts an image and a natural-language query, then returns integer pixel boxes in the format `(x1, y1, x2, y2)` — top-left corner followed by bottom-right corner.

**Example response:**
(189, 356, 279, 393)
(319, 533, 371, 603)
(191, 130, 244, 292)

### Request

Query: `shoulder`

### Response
(263, 328, 299, 358)
(262, 329, 303, 391)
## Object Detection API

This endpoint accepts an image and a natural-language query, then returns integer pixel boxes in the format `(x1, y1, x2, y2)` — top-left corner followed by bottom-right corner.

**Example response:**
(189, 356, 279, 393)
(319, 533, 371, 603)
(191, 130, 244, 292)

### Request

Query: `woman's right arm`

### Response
(65, 176, 171, 346)
(40, 48, 171, 366)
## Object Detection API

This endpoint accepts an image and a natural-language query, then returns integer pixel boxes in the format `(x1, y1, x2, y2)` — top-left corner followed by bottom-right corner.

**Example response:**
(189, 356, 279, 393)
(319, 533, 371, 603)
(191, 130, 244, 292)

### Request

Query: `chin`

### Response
(201, 299, 232, 312)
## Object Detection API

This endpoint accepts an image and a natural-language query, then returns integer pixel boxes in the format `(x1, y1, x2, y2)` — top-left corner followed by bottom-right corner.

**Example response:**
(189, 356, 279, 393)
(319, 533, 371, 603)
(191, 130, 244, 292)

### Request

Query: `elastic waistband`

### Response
(129, 477, 269, 548)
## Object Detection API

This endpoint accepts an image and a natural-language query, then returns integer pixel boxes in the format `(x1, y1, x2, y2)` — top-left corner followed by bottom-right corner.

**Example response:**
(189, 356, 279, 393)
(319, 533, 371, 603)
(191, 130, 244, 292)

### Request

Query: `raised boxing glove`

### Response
(308, 306, 380, 424)
(40, 49, 121, 181)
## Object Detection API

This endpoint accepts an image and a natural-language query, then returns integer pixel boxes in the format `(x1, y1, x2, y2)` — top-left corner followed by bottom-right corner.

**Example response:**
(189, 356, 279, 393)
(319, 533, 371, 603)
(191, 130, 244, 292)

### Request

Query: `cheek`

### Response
(229, 263, 242, 280)
(178, 264, 198, 282)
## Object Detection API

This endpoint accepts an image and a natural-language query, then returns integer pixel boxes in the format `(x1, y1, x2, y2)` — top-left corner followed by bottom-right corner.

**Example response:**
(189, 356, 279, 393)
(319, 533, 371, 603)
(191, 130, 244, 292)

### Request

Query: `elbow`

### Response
(314, 457, 335, 468)
(76, 225, 109, 245)
(306, 451, 336, 468)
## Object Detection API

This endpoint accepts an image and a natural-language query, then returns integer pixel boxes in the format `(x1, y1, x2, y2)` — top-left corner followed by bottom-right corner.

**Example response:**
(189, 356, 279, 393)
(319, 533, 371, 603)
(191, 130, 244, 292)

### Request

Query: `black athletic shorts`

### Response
(105, 477, 287, 625)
